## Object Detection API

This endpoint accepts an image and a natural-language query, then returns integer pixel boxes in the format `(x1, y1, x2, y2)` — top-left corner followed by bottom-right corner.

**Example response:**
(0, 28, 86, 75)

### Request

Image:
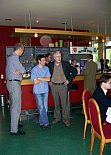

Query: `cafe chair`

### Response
(89, 98, 111, 155)
(82, 89, 91, 139)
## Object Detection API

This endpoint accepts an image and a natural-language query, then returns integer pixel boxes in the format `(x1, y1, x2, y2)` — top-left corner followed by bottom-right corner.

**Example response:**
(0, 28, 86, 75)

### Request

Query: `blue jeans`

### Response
(35, 93, 49, 126)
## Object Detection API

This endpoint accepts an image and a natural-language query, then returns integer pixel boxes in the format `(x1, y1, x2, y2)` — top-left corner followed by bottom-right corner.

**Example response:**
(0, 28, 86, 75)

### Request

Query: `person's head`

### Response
(105, 59, 109, 64)
(100, 58, 104, 63)
(71, 59, 77, 66)
(36, 55, 46, 66)
(99, 74, 111, 90)
(45, 53, 52, 64)
(87, 54, 93, 61)
(53, 51, 61, 64)
(14, 43, 24, 56)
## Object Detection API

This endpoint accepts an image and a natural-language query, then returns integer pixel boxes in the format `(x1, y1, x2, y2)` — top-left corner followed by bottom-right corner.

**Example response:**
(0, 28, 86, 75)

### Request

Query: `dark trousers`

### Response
(51, 84, 70, 122)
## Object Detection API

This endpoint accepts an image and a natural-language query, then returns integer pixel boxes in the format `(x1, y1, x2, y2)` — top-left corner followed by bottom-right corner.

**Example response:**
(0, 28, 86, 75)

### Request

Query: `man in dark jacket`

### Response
(83, 54, 97, 95)
(92, 74, 111, 124)
(48, 51, 77, 127)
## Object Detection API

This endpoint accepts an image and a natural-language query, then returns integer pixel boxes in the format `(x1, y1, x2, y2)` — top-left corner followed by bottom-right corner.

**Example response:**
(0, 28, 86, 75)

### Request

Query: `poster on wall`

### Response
(70, 46, 97, 54)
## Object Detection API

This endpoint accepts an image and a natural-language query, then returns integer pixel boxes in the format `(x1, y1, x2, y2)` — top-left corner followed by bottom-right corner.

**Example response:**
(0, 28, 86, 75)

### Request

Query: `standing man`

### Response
(71, 58, 79, 74)
(31, 55, 51, 128)
(71, 59, 77, 68)
(83, 54, 97, 95)
(48, 51, 77, 127)
(6, 43, 26, 135)
(45, 53, 52, 65)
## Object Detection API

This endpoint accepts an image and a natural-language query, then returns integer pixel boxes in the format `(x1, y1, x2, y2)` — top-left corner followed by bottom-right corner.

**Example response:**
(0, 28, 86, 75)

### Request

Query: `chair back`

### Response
(82, 89, 91, 121)
(89, 98, 104, 137)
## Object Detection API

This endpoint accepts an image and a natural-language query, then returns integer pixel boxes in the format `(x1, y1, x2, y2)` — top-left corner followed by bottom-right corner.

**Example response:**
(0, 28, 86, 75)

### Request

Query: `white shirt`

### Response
(101, 87, 111, 123)
(101, 87, 107, 95)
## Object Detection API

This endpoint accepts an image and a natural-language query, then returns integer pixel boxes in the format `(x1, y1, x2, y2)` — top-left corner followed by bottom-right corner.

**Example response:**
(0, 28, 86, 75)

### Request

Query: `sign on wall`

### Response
(70, 46, 97, 54)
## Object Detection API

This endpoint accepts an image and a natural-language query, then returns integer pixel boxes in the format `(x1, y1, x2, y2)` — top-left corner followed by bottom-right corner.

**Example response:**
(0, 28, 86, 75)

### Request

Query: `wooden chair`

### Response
(82, 89, 91, 139)
(89, 98, 111, 155)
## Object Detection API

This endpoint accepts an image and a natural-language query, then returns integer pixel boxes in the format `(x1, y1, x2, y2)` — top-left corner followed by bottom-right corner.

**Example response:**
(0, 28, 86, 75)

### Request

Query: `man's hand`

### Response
(64, 80, 69, 85)
(34, 78, 41, 84)
(37, 78, 42, 81)
(13, 69, 20, 75)
(49, 82, 52, 86)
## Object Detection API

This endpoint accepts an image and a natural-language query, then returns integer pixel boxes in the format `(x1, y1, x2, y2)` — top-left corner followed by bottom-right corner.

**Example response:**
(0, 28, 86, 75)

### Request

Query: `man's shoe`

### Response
(52, 119, 60, 124)
(18, 130, 26, 135)
(44, 124, 52, 129)
(18, 124, 23, 128)
(40, 125, 44, 129)
(10, 132, 18, 136)
(10, 130, 26, 136)
(64, 121, 71, 127)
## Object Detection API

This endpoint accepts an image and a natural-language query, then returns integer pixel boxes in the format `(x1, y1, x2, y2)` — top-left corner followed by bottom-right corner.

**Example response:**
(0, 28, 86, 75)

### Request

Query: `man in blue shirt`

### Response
(6, 43, 26, 135)
(31, 55, 51, 128)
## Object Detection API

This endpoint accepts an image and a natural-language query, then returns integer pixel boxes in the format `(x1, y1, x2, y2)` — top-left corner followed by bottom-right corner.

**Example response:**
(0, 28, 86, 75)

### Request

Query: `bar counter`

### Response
(21, 74, 103, 110)
(21, 74, 102, 85)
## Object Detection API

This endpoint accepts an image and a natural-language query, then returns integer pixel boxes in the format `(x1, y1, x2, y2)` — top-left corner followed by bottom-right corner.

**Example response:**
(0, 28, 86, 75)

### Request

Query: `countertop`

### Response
(21, 74, 103, 85)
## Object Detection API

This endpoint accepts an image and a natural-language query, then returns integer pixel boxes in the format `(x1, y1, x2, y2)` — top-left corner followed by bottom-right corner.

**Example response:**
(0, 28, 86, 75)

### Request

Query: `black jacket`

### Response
(47, 61, 77, 91)
(92, 87, 111, 124)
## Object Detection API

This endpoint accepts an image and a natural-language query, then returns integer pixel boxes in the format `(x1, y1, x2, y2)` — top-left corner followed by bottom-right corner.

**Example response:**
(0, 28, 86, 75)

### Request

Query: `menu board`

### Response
(62, 48, 70, 61)
(35, 47, 50, 57)
(20, 47, 35, 71)
(50, 47, 62, 54)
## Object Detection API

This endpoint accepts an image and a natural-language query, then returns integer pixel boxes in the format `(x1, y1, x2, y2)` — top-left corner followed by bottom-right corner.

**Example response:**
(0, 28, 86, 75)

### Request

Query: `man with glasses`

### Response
(92, 74, 111, 124)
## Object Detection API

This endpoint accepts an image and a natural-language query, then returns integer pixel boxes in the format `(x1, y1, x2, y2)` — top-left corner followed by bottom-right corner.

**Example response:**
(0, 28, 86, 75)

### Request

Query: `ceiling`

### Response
(0, 0, 111, 34)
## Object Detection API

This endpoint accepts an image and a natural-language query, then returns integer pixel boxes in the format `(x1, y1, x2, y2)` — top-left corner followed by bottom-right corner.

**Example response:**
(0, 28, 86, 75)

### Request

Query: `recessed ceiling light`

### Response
(5, 18, 12, 21)
(96, 36, 98, 40)
(34, 33, 38, 37)
(36, 20, 39, 23)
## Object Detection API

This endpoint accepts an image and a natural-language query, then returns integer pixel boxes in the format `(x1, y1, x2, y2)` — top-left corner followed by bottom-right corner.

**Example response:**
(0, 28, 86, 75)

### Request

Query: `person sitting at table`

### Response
(92, 74, 111, 124)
